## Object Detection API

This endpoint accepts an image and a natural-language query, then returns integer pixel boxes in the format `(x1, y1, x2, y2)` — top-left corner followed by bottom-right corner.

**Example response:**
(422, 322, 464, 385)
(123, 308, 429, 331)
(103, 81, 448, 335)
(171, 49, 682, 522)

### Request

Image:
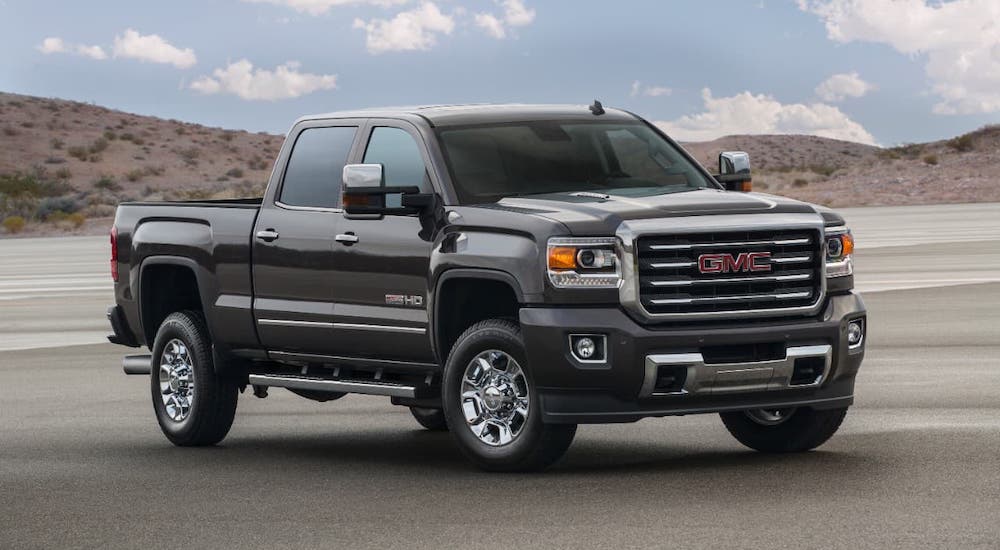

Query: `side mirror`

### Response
(715, 151, 753, 192)
(341, 164, 432, 216)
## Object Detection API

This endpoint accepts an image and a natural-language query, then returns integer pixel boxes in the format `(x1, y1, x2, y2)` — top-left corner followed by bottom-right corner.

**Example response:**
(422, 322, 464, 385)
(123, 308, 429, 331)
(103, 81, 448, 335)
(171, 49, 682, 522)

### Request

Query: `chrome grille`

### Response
(637, 229, 823, 316)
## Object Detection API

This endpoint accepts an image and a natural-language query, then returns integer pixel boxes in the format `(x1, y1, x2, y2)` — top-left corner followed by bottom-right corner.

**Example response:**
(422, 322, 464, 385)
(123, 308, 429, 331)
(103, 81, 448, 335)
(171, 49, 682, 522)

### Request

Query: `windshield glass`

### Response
(437, 121, 717, 204)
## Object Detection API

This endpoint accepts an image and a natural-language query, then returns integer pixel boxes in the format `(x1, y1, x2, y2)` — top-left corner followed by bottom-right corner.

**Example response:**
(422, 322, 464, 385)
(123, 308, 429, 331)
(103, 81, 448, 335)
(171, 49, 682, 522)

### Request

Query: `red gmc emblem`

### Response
(698, 252, 772, 274)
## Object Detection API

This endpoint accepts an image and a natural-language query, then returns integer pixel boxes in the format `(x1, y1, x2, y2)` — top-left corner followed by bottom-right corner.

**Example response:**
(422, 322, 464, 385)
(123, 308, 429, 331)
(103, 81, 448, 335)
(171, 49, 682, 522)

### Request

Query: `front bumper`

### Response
(519, 292, 866, 424)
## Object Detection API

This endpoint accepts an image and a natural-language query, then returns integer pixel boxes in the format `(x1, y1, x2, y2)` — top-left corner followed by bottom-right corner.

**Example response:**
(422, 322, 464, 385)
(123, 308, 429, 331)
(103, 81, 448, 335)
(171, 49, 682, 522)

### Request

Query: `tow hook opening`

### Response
(654, 366, 687, 394)
(790, 357, 826, 386)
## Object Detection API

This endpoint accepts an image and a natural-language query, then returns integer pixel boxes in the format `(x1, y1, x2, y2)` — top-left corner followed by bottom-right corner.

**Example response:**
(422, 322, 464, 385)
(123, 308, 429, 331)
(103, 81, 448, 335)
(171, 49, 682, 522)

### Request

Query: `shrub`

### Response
(947, 134, 974, 152)
(103, 130, 118, 141)
(36, 196, 81, 219)
(67, 212, 86, 228)
(226, 168, 244, 178)
(923, 154, 939, 165)
(793, 178, 809, 188)
(50, 138, 65, 150)
(54, 167, 72, 180)
(93, 176, 120, 192)
(67, 146, 88, 161)
(143, 165, 166, 177)
(44, 156, 66, 164)
(2, 126, 18, 137)
(177, 147, 200, 166)
(248, 155, 269, 171)
(808, 165, 838, 177)
(2, 216, 26, 234)
(88, 137, 109, 154)
(21, 121, 35, 129)
(125, 169, 145, 182)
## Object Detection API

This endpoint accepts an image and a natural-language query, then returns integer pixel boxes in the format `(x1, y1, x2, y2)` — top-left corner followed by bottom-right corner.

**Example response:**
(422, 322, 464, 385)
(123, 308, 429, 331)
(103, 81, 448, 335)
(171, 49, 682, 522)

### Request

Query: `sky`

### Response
(2, 0, 999, 146)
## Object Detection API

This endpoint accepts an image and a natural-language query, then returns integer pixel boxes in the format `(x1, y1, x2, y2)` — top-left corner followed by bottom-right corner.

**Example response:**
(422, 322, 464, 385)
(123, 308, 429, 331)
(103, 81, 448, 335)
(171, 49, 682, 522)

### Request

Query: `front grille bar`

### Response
(648, 272, 812, 287)
(648, 238, 812, 251)
(649, 290, 814, 306)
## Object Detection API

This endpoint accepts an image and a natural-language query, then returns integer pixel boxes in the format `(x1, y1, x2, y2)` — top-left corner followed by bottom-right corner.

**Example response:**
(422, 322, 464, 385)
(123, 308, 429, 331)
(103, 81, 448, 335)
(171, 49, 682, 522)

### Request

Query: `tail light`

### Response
(110, 226, 119, 282)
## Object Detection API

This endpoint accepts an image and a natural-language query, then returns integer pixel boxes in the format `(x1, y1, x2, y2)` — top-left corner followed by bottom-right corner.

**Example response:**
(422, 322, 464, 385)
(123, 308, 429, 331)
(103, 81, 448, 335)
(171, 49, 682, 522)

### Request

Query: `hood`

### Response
(476, 188, 822, 235)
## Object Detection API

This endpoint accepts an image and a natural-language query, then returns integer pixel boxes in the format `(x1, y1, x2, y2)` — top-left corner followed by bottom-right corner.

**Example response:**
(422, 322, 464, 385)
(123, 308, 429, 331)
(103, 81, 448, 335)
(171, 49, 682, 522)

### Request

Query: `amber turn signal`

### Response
(840, 232, 854, 256)
(548, 246, 578, 270)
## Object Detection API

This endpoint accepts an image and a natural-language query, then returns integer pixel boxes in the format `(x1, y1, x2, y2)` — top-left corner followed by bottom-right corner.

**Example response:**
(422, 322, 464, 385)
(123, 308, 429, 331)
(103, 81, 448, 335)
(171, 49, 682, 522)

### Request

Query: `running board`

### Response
(247, 374, 418, 398)
(123, 354, 152, 375)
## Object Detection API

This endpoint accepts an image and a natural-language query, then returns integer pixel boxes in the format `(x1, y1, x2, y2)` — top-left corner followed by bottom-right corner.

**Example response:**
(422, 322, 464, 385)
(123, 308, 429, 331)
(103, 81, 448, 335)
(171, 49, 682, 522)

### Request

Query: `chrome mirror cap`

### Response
(719, 151, 751, 176)
(343, 163, 384, 189)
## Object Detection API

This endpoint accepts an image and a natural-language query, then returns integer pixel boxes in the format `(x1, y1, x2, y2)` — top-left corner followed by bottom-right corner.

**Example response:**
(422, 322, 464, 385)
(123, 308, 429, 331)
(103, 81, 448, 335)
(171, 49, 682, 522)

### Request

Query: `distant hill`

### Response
(1, 91, 998, 236)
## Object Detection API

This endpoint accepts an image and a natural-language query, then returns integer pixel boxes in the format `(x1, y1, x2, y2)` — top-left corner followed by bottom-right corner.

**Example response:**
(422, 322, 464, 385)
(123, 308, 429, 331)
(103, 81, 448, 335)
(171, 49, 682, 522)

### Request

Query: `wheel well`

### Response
(140, 264, 203, 346)
(436, 277, 519, 362)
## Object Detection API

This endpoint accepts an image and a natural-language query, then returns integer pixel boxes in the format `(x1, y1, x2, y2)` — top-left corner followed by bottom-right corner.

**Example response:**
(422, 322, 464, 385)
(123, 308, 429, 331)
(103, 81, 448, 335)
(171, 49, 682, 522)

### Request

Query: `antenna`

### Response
(589, 99, 605, 116)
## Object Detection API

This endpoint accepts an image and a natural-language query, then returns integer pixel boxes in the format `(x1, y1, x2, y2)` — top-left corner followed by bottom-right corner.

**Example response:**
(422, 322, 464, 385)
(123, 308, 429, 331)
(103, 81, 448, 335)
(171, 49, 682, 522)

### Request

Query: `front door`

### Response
(252, 122, 360, 354)
(329, 122, 437, 364)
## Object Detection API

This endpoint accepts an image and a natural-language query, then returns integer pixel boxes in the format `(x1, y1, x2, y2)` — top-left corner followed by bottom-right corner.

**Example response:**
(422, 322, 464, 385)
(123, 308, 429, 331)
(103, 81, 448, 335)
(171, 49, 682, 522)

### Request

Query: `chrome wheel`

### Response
(460, 350, 529, 447)
(745, 407, 796, 426)
(159, 338, 195, 422)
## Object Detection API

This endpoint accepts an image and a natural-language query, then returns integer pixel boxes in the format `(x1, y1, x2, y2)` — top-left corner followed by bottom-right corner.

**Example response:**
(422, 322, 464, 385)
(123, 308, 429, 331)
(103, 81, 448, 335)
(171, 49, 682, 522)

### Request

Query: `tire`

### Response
(442, 319, 576, 472)
(287, 388, 347, 402)
(410, 407, 448, 431)
(150, 311, 238, 446)
(720, 406, 849, 453)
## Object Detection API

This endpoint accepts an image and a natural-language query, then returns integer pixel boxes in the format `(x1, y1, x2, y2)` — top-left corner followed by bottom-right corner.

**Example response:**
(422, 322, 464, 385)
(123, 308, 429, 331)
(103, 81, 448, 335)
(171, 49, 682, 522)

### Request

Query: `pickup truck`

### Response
(108, 103, 866, 471)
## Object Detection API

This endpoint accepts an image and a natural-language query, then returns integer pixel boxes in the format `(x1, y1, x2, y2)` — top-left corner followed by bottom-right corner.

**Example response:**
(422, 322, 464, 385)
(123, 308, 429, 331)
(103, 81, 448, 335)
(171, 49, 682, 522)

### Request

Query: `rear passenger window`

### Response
(280, 126, 357, 208)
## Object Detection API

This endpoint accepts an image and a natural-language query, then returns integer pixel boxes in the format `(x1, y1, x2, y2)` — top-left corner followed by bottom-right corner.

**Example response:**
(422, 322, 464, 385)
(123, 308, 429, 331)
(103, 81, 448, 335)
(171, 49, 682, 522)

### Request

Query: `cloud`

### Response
(475, 0, 535, 40)
(353, 2, 455, 54)
(815, 72, 875, 101)
(37, 37, 107, 60)
(631, 80, 672, 97)
(799, 0, 1000, 115)
(656, 88, 877, 145)
(113, 29, 197, 69)
(190, 59, 337, 100)
(474, 13, 506, 39)
(242, 0, 406, 16)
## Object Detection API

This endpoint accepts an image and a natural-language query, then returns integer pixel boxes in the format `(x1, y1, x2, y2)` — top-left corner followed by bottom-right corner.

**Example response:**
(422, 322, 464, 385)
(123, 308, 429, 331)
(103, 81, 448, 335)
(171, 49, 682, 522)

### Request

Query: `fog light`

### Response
(847, 319, 865, 349)
(569, 334, 606, 363)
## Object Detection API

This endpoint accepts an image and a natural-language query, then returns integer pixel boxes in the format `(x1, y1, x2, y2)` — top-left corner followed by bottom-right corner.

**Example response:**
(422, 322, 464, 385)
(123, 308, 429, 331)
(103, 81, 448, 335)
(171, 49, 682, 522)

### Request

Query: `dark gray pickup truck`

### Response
(108, 103, 866, 471)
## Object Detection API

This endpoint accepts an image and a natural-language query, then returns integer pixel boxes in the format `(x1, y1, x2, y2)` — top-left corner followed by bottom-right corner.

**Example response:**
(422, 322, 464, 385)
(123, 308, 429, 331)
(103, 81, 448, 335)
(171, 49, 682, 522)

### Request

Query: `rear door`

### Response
(328, 121, 437, 364)
(252, 120, 362, 354)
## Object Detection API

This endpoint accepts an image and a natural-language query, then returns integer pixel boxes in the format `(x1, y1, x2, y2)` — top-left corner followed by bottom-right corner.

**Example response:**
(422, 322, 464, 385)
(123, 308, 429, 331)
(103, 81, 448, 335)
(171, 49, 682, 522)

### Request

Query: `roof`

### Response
(297, 103, 640, 127)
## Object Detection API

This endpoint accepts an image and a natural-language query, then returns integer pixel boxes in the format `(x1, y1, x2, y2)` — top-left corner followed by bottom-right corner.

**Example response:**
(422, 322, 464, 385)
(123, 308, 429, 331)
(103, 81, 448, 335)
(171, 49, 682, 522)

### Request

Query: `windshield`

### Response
(437, 121, 718, 204)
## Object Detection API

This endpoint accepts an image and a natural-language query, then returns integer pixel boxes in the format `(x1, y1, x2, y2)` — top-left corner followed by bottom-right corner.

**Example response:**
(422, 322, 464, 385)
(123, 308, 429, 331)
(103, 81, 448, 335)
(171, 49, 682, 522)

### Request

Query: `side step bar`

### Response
(248, 374, 418, 398)
(123, 354, 152, 375)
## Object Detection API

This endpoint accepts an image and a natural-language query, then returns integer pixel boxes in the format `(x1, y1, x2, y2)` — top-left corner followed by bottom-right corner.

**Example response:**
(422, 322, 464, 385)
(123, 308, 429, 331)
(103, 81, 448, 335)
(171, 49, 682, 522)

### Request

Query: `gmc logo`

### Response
(698, 252, 772, 274)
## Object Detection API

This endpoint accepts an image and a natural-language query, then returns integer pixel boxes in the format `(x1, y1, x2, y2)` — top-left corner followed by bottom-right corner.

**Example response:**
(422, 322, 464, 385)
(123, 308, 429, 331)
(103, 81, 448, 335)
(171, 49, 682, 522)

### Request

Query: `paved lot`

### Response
(1, 203, 999, 548)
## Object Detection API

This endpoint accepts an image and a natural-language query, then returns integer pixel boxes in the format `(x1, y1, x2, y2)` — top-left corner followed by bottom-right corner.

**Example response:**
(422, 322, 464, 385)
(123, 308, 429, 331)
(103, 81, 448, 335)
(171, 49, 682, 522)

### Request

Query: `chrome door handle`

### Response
(256, 229, 279, 242)
(335, 233, 359, 245)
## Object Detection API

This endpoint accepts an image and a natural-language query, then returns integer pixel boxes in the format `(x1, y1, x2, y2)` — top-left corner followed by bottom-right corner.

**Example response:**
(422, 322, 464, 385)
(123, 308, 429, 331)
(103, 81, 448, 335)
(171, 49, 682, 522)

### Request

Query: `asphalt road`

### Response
(1, 203, 999, 549)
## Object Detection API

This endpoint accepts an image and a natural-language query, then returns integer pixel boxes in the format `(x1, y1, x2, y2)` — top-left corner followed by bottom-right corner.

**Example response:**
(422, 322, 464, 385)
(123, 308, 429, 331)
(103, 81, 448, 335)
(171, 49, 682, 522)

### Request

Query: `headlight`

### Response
(547, 237, 623, 288)
(825, 226, 854, 278)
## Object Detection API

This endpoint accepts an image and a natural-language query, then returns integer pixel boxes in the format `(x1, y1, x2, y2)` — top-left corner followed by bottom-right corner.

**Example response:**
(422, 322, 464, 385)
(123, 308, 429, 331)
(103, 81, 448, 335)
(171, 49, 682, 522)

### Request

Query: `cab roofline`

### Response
(293, 103, 640, 128)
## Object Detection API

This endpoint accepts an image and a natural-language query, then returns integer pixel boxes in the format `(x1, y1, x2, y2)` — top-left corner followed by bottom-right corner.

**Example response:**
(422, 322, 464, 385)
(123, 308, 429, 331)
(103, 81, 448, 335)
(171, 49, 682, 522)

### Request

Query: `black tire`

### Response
(410, 407, 449, 431)
(150, 311, 238, 446)
(442, 319, 576, 472)
(720, 407, 848, 453)
(287, 388, 347, 402)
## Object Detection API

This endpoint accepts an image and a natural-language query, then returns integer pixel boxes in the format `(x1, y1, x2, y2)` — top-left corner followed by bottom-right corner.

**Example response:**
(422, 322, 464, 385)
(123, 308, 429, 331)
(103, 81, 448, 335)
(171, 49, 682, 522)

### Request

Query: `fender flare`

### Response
(429, 268, 525, 362)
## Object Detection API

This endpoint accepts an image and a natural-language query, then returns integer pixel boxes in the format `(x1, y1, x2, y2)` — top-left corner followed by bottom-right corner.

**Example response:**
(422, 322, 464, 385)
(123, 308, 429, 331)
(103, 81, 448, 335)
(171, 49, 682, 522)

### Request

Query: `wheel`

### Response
(410, 407, 448, 431)
(720, 406, 848, 453)
(442, 319, 576, 471)
(150, 311, 238, 446)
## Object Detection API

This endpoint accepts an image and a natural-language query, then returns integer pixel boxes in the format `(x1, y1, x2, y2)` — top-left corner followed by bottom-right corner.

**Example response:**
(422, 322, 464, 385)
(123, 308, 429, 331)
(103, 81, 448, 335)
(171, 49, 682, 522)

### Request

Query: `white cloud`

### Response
(656, 88, 877, 145)
(816, 72, 874, 101)
(242, 0, 406, 16)
(113, 29, 197, 69)
(38, 37, 107, 60)
(630, 80, 672, 97)
(190, 59, 337, 100)
(474, 13, 506, 39)
(475, 0, 535, 40)
(353, 2, 455, 54)
(799, 0, 1000, 115)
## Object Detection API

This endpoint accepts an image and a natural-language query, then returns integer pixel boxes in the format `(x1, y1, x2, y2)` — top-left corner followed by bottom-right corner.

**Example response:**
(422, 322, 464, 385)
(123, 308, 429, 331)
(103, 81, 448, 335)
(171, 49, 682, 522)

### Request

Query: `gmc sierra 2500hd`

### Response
(108, 103, 866, 471)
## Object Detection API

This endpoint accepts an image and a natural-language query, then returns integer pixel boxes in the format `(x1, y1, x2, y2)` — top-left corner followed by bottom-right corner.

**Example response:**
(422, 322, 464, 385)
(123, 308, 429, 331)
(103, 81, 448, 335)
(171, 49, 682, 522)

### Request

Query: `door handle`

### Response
(335, 233, 359, 245)
(256, 229, 279, 242)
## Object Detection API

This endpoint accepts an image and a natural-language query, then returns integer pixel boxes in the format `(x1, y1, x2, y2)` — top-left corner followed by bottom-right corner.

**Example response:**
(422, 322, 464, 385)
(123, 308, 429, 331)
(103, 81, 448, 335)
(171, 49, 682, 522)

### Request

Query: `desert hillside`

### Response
(1, 91, 998, 236)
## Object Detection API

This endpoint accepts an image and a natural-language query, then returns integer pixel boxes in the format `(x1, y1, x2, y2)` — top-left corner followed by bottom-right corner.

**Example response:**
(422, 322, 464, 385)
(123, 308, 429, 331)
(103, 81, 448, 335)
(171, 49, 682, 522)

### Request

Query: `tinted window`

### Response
(363, 127, 430, 191)
(437, 122, 715, 204)
(280, 126, 357, 208)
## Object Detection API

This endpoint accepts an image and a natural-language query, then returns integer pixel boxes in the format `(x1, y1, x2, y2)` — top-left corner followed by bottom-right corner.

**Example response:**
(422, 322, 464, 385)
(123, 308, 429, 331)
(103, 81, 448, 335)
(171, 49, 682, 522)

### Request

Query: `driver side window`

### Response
(363, 127, 430, 207)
